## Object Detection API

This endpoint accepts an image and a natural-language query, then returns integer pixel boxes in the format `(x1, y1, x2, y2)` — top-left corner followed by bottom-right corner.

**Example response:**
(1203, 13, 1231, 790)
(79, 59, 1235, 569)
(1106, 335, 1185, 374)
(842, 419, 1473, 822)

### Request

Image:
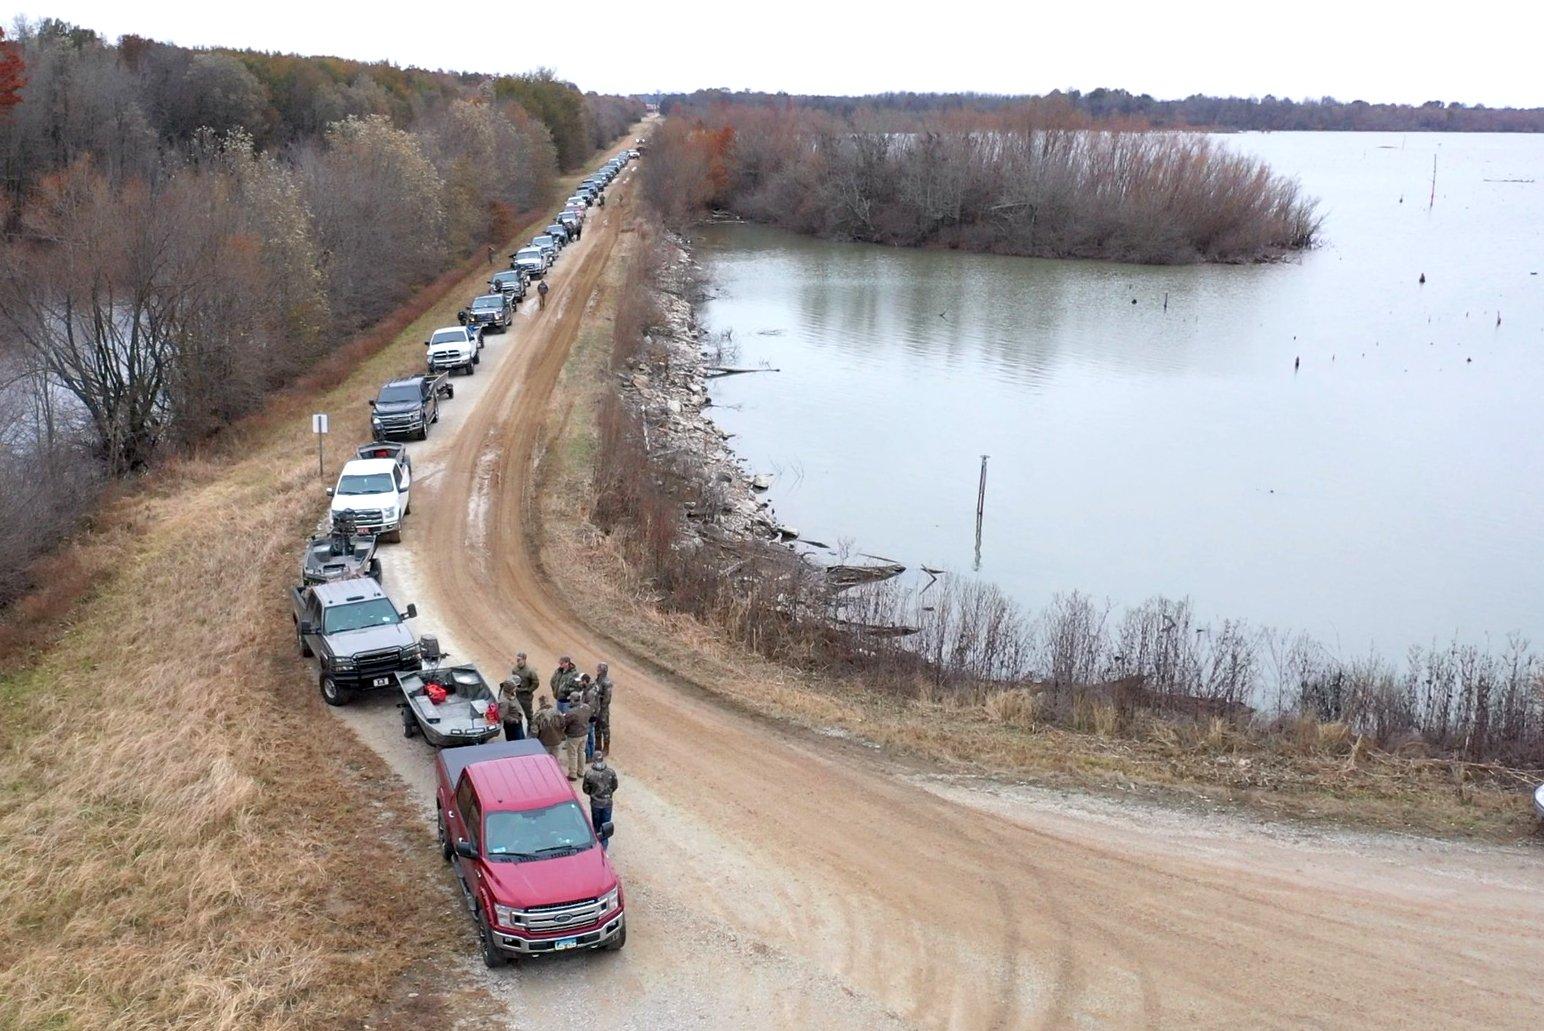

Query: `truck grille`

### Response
(374, 412, 420, 430)
(356, 647, 405, 677)
(428, 352, 465, 369)
(520, 896, 607, 932)
(345, 508, 385, 531)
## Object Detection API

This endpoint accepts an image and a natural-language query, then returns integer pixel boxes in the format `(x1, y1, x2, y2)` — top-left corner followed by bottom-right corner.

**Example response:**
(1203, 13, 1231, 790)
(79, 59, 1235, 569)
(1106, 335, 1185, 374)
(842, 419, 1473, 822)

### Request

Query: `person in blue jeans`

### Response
(582, 754, 618, 850)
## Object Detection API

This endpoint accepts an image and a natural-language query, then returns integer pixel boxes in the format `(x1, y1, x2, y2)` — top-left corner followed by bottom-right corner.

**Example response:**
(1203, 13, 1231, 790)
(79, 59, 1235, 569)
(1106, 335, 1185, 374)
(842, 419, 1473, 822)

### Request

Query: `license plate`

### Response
(372, 677, 391, 687)
(552, 937, 579, 951)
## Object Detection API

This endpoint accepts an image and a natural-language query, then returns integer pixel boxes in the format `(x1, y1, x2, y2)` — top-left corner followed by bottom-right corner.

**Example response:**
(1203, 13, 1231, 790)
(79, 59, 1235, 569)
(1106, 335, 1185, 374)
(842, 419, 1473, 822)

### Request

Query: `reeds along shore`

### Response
(643, 106, 1320, 264)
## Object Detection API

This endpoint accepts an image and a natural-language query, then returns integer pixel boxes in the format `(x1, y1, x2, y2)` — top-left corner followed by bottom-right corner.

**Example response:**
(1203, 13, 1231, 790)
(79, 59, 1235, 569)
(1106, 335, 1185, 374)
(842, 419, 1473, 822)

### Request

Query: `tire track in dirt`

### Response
(344, 170, 1544, 1029)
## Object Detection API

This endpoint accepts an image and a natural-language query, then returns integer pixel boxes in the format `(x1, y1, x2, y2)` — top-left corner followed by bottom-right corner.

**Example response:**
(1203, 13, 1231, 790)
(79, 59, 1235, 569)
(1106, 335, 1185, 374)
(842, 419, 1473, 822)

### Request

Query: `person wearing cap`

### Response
(552, 656, 579, 712)
(574, 673, 596, 759)
(562, 689, 592, 780)
(532, 696, 565, 760)
(592, 662, 614, 755)
(582, 753, 619, 850)
(497, 653, 539, 740)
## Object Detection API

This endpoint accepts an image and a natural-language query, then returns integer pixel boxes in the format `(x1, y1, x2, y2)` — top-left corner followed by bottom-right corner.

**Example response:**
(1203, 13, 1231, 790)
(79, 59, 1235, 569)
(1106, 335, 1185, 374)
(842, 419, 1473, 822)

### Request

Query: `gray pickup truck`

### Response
(292, 578, 423, 706)
(369, 374, 451, 440)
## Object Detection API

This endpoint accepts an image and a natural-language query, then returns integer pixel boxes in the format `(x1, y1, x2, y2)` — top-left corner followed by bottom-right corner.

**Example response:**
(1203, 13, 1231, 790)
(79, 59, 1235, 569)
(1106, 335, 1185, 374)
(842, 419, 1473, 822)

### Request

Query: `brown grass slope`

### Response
(0, 145, 637, 1029)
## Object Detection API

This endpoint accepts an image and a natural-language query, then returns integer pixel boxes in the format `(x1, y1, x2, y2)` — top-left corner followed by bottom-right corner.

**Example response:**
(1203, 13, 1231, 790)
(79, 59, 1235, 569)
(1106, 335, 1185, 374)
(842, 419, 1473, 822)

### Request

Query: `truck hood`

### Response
(483, 847, 617, 909)
(326, 623, 413, 651)
(372, 400, 421, 415)
(331, 490, 398, 513)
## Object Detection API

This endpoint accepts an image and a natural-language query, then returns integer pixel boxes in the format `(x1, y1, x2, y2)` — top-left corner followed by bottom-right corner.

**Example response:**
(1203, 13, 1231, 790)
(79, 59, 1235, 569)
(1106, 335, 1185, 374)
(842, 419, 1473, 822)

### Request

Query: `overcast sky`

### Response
(17, 0, 1544, 107)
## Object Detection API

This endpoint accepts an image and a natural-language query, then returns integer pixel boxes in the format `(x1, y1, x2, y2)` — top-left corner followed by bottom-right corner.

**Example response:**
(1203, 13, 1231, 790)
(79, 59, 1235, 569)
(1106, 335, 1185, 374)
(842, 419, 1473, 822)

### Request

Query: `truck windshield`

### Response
(517, 249, 541, 261)
(377, 384, 420, 403)
(336, 473, 395, 495)
(430, 329, 467, 345)
(484, 801, 595, 860)
(472, 296, 502, 310)
(323, 598, 401, 634)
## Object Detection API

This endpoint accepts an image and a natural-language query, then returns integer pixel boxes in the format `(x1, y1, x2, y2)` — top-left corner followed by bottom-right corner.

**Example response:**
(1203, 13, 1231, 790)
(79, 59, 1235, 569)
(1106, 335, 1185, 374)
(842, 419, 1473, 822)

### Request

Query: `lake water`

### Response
(696, 132, 1544, 655)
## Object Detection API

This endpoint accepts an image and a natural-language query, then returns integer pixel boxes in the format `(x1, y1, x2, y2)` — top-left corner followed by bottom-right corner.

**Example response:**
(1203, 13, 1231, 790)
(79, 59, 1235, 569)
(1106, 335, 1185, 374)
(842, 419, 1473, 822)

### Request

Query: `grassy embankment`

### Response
(532, 223, 1540, 846)
(0, 145, 635, 1028)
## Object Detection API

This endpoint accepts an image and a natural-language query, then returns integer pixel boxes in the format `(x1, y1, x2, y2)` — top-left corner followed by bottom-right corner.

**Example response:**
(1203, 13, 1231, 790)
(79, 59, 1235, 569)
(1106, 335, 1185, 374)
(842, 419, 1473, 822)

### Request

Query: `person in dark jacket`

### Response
(552, 656, 579, 712)
(562, 693, 591, 780)
(592, 662, 614, 755)
(532, 696, 565, 759)
(582, 754, 618, 850)
(497, 653, 538, 740)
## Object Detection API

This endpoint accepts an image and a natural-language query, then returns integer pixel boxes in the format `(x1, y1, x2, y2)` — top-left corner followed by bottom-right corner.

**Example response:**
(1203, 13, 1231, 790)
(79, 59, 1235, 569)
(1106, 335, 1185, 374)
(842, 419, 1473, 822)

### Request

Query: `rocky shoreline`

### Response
(615, 232, 792, 548)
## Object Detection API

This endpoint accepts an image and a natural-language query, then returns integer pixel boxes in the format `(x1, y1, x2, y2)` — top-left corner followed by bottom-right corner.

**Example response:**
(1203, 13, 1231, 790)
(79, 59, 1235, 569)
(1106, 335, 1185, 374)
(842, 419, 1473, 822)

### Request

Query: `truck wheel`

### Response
(402, 706, 418, 738)
(368, 557, 383, 583)
(477, 910, 507, 968)
(415, 425, 428, 441)
(296, 623, 313, 658)
(436, 807, 453, 861)
(445, 385, 455, 399)
(320, 674, 350, 707)
(605, 925, 627, 952)
(388, 527, 403, 544)
(472, 352, 481, 365)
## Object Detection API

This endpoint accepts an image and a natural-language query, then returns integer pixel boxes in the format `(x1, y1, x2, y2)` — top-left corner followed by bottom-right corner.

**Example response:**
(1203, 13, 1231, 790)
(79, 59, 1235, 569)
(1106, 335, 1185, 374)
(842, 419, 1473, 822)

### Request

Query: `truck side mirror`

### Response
(423, 340, 430, 347)
(367, 399, 377, 408)
(454, 839, 478, 860)
(324, 487, 334, 497)
(405, 603, 418, 619)
(599, 821, 615, 840)
(298, 620, 314, 636)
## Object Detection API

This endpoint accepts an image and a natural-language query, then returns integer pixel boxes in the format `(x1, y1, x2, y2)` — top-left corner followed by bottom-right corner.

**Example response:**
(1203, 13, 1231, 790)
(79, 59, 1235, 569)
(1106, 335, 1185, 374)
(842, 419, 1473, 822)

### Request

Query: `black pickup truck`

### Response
(292, 578, 423, 705)
(369, 374, 451, 441)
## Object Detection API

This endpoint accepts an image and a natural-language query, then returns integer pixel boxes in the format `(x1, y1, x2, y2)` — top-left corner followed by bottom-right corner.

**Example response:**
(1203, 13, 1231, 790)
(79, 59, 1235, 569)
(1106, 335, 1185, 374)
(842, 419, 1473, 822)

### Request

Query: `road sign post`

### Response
(312, 413, 329, 480)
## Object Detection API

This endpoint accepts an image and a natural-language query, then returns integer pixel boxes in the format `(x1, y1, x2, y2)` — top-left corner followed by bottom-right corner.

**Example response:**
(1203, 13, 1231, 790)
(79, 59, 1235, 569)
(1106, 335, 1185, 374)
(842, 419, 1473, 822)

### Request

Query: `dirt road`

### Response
(340, 174, 1544, 1029)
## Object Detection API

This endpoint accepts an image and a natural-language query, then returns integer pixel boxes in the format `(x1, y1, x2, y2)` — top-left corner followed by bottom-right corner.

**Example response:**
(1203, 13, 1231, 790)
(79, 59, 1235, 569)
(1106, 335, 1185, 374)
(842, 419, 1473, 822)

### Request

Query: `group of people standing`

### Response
(498, 652, 620, 845)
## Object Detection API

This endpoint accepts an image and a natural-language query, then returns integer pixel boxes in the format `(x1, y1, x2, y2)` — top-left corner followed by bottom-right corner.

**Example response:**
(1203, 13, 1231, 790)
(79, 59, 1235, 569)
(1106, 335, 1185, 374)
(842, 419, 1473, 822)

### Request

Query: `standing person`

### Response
(486, 244, 495, 266)
(507, 652, 539, 727)
(582, 753, 618, 850)
(562, 688, 591, 781)
(573, 673, 596, 759)
(552, 656, 578, 711)
(592, 662, 614, 755)
(532, 696, 565, 760)
(537, 278, 550, 310)
(496, 668, 526, 741)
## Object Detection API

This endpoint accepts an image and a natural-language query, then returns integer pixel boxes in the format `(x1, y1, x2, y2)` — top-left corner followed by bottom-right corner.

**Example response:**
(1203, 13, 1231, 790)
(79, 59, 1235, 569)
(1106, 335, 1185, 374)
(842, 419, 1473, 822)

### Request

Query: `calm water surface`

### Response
(697, 132, 1544, 653)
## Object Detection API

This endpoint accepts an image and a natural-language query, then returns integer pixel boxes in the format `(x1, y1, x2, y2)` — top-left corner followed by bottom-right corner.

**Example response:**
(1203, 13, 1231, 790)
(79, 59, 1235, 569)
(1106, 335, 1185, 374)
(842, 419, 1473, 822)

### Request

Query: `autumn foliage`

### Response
(0, 28, 23, 118)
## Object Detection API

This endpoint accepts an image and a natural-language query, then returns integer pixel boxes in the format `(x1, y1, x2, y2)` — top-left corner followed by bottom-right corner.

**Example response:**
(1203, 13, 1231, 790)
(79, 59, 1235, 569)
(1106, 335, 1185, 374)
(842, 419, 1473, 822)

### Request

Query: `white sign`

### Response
(312, 413, 329, 434)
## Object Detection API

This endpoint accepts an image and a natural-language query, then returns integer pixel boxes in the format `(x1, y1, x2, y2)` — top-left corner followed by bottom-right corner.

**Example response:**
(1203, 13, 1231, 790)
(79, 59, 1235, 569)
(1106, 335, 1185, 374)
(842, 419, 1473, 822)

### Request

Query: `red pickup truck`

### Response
(435, 739, 626, 966)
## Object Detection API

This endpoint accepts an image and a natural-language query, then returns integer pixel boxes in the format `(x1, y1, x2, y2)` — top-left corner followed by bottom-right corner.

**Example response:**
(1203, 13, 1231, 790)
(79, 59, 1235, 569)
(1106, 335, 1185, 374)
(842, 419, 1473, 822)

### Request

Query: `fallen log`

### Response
(825, 562, 905, 588)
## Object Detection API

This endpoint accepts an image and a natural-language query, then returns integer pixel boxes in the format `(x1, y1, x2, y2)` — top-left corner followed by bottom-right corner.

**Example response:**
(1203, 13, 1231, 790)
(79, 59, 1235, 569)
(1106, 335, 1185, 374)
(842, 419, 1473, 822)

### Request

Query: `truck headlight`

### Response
(381, 506, 397, 521)
(600, 887, 620, 912)
(332, 656, 357, 670)
(494, 903, 522, 928)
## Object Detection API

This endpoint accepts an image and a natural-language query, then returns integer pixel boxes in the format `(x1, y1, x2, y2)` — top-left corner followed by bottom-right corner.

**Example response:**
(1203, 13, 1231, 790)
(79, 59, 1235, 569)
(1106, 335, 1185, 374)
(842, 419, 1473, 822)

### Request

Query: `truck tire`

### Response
(320, 673, 350, 707)
(477, 909, 507, 968)
(445, 385, 455, 399)
(472, 351, 481, 365)
(605, 925, 627, 952)
(415, 424, 428, 441)
(402, 705, 418, 738)
(296, 622, 313, 658)
(387, 527, 403, 544)
(436, 806, 453, 861)
(368, 557, 383, 583)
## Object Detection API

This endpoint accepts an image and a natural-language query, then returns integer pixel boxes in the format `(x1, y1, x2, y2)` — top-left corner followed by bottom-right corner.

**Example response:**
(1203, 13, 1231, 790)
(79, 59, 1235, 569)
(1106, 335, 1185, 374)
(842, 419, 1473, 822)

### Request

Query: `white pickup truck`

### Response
(328, 457, 411, 542)
(426, 325, 481, 376)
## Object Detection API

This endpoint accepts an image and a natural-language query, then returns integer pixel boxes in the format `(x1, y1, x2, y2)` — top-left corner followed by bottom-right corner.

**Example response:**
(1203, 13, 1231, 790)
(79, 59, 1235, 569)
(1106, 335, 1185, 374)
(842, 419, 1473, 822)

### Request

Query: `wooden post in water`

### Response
(1429, 154, 1437, 210)
(973, 455, 989, 569)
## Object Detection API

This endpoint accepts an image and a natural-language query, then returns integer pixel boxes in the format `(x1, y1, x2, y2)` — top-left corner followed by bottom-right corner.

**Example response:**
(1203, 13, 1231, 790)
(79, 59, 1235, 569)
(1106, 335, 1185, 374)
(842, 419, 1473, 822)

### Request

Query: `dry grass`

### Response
(0, 150, 634, 1027)
(532, 220, 1541, 845)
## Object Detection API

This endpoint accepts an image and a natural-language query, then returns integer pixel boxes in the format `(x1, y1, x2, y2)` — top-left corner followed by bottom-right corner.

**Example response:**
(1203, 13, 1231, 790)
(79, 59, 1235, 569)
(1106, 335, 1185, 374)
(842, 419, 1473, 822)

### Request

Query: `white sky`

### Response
(15, 0, 1544, 107)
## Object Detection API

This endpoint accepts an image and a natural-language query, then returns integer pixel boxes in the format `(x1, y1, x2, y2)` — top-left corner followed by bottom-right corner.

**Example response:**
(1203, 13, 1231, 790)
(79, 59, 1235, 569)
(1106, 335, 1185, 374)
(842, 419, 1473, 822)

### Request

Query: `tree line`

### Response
(661, 88, 1544, 133)
(643, 103, 1319, 265)
(0, 20, 641, 604)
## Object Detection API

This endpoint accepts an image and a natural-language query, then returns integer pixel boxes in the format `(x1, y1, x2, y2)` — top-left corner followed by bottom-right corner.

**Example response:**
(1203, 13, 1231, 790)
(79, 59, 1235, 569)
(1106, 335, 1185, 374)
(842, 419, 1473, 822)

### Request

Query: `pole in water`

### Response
(1429, 154, 1437, 210)
(974, 455, 989, 569)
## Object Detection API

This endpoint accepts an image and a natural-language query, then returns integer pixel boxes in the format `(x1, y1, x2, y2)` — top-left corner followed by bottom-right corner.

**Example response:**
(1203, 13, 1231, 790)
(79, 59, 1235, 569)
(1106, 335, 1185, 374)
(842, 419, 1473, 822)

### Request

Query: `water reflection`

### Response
(697, 132, 1544, 653)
